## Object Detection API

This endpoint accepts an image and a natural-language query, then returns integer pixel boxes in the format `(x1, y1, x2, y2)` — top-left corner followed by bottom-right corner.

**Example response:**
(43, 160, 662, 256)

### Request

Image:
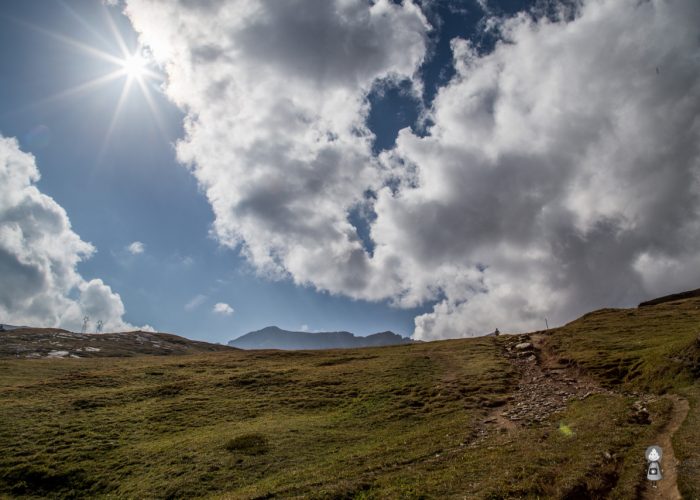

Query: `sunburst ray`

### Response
(6, 3, 168, 160)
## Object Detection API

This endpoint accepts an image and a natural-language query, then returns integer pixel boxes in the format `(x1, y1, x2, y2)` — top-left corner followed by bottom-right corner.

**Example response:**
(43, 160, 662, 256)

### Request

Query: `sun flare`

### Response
(21, 4, 168, 157)
(121, 52, 148, 81)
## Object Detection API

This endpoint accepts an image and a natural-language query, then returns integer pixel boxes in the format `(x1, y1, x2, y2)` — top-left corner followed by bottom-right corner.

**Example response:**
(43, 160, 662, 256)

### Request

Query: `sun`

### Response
(21, 4, 168, 157)
(121, 52, 148, 82)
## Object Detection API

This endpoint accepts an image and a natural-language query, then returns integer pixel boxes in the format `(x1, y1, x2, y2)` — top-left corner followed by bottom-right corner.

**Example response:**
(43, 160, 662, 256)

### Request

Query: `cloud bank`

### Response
(123, 0, 700, 339)
(0, 136, 151, 332)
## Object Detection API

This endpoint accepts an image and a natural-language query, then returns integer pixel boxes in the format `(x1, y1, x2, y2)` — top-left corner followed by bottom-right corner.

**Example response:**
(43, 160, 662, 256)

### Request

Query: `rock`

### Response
(515, 342, 533, 350)
(628, 407, 651, 425)
(603, 451, 612, 460)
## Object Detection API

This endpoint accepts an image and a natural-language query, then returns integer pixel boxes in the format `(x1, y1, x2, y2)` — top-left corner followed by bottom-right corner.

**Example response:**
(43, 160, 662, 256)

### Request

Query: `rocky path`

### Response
(484, 333, 614, 429)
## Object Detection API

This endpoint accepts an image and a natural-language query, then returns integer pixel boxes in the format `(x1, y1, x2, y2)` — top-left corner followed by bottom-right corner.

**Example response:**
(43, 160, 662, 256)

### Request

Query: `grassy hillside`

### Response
(1, 297, 699, 498)
(0, 329, 234, 359)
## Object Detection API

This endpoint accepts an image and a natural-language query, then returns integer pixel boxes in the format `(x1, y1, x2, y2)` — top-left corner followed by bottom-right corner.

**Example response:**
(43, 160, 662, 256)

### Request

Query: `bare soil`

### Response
(641, 395, 690, 500)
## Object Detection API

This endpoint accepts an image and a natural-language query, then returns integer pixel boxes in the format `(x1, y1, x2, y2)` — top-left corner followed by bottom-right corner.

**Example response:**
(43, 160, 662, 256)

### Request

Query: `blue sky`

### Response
(0, 0, 457, 342)
(1, 0, 698, 343)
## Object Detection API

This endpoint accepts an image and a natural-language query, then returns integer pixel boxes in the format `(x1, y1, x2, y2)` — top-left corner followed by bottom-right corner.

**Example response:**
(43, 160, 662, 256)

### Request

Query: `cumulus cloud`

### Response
(123, 0, 429, 297)
(123, 0, 700, 340)
(127, 241, 145, 254)
(212, 302, 234, 316)
(385, 0, 700, 338)
(0, 135, 149, 332)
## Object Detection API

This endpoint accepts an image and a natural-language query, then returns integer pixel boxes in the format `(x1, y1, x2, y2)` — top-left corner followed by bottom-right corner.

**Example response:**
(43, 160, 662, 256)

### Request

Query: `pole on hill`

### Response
(544, 317, 549, 330)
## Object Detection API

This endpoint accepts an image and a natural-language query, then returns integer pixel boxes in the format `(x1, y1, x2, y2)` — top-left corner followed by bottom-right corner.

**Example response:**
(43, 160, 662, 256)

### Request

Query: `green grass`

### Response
(675, 384, 700, 499)
(1, 297, 699, 498)
(546, 299, 700, 392)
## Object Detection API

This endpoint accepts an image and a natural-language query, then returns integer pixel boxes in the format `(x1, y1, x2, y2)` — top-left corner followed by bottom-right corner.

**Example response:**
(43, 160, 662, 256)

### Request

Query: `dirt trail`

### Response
(642, 395, 690, 500)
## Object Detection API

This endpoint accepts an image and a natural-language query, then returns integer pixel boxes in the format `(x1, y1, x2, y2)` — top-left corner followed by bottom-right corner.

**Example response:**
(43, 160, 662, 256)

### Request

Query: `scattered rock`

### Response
(46, 350, 70, 358)
(493, 334, 614, 430)
(629, 401, 651, 424)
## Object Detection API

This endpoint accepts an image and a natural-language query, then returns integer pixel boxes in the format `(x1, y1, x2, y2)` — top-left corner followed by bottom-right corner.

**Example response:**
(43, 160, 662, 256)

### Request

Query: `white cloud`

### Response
(300, 324, 309, 332)
(212, 302, 234, 316)
(127, 241, 145, 255)
(0, 135, 150, 333)
(184, 293, 207, 311)
(123, 0, 700, 340)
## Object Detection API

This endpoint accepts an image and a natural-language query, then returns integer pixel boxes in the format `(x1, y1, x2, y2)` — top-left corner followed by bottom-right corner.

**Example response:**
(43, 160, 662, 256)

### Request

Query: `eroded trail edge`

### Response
(642, 395, 690, 500)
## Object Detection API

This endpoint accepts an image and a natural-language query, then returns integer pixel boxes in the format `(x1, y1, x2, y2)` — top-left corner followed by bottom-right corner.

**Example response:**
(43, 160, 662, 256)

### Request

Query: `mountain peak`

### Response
(257, 326, 284, 333)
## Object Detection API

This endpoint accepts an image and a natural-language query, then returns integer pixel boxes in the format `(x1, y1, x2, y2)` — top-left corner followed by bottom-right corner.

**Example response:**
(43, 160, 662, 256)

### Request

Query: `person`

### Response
(494, 328, 500, 336)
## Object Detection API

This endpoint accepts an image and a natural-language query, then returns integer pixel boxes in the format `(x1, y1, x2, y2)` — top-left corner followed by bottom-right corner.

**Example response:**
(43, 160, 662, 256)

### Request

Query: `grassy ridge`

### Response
(547, 298, 700, 393)
(1, 297, 699, 498)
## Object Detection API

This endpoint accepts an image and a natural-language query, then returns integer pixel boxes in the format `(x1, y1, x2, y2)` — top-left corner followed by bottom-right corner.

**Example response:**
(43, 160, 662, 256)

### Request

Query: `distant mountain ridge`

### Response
(0, 324, 23, 331)
(228, 326, 413, 350)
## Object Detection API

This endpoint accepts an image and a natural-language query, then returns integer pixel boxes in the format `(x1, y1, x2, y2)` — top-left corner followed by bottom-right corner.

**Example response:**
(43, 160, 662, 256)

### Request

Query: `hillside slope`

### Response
(0, 328, 233, 358)
(1, 296, 699, 498)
